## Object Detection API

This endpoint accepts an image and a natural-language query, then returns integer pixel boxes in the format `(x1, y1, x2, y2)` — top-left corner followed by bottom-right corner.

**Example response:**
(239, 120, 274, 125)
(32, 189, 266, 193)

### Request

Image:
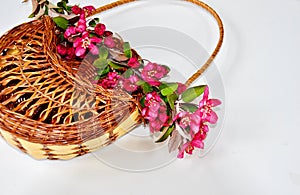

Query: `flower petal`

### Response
(75, 46, 86, 57)
(191, 139, 204, 149)
(207, 110, 218, 124)
(199, 86, 209, 107)
(89, 44, 99, 55)
(73, 38, 82, 48)
(159, 113, 168, 123)
(90, 37, 102, 43)
(208, 99, 222, 107)
(190, 123, 200, 134)
(177, 142, 189, 159)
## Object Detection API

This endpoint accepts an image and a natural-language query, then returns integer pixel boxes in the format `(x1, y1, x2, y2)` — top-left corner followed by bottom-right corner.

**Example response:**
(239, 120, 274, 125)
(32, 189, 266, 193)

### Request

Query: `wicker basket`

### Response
(0, 16, 142, 160)
(0, 0, 224, 160)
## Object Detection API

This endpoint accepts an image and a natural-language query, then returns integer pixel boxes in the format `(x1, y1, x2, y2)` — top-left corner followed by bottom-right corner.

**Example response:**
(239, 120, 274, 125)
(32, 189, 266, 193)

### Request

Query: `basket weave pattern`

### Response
(0, 16, 141, 160)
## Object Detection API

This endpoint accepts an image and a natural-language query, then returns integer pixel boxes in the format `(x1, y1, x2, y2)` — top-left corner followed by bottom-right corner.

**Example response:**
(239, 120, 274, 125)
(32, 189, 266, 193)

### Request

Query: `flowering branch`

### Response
(33, 1, 222, 159)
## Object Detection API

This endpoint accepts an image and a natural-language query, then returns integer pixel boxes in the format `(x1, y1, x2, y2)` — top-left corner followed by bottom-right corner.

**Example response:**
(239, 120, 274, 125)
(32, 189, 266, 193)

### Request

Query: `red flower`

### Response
(127, 58, 140, 68)
(95, 23, 106, 36)
(104, 31, 113, 37)
(57, 44, 67, 56)
(83, 6, 96, 15)
(100, 72, 120, 89)
(141, 62, 169, 86)
(71, 5, 82, 15)
(65, 47, 75, 60)
(57, 45, 75, 60)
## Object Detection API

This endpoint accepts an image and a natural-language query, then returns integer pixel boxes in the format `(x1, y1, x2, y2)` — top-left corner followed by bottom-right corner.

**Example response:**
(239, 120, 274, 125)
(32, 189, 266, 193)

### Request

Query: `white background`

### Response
(0, 0, 299, 194)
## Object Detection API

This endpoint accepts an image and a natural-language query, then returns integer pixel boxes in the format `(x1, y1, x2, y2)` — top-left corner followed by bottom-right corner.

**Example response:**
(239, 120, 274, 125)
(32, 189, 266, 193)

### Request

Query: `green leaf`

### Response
(123, 69, 133, 78)
(88, 18, 99, 27)
(141, 82, 153, 94)
(44, 5, 49, 15)
(94, 75, 101, 81)
(156, 125, 175, 143)
(161, 95, 169, 106)
(57, 2, 64, 7)
(140, 96, 146, 108)
(181, 85, 206, 103)
(180, 103, 198, 113)
(136, 80, 146, 86)
(88, 20, 97, 27)
(97, 66, 110, 77)
(66, 6, 72, 12)
(89, 33, 97, 38)
(57, 1, 68, 10)
(28, 3, 41, 18)
(99, 46, 109, 59)
(159, 83, 168, 90)
(94, 58, 108, 69)
(28, 13, 36, 18)
(58, 34, 64, 42)
(108, 61, 124, 70)
(167, 94, 178, 110)
(123, 42, 132, 58)
(52, 17, 69, 30)
(54, 7, 64, 14)
(160, 83, 178, 96)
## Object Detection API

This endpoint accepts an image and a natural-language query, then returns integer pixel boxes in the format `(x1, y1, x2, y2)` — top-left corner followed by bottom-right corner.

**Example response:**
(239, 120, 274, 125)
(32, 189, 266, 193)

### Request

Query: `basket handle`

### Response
(89, 0, 224, 87)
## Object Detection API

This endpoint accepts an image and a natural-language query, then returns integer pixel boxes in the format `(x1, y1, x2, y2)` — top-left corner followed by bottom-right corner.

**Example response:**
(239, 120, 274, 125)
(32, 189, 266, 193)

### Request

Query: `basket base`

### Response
(0, 108, 140, 160)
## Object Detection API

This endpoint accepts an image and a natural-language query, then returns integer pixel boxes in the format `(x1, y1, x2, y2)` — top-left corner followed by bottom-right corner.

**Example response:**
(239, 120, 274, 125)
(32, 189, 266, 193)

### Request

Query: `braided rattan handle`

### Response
(89, 0, 224, 87)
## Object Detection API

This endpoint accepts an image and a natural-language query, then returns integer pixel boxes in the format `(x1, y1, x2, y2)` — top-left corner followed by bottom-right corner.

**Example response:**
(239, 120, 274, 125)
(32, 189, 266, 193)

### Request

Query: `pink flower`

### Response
(141, 62, 169, 86)
(127, 58, 140, 68)
(104, 36, 115, 48)
(177, 82, 187, 94)
(177, 132, 204, 159)
(142, 101, 161, 121)
(100, 72, 120, 89)
(76, 16, 87, 33)
(144, 91, 162, 107)
(71, 5, 82, 15)
(123, 75, 139, 92)
(83, 6, 96, 15)
(73, 31, 102, 57)
(142, 92, 169, 133)
(198, 86, 222, 124)
(174, 111, 201, 134)
(146, 106, 169, 133)
(95, 23, 106, 36)
(64, 26, 76, 39)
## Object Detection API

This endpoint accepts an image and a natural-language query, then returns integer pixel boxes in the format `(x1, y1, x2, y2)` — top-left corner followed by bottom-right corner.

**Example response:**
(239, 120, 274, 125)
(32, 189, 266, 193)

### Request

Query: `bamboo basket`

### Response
(0, 0, 224, 160)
